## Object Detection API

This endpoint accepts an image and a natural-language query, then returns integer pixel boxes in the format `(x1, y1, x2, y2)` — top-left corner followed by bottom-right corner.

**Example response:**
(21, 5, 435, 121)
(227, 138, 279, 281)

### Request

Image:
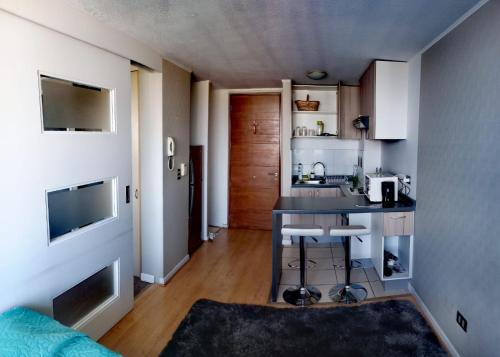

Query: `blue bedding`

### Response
(0, 307, 120, 356)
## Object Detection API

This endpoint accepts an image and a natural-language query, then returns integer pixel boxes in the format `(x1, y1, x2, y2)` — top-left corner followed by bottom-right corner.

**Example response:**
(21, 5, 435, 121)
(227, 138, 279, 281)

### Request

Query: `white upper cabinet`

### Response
(360, 60, 408, 140)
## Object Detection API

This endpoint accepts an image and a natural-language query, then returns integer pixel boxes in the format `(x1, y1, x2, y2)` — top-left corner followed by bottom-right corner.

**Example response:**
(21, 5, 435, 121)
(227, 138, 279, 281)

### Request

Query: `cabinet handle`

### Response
(316, 189, 320, 197)
(390, 216, 406, 220)
(308, 191, 313, 197)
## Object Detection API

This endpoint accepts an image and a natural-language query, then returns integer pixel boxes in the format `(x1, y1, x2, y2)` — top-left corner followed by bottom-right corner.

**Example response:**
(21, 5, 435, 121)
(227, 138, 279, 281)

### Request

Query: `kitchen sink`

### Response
(295, 179, 326, 185)
(302, 180, 323, 184)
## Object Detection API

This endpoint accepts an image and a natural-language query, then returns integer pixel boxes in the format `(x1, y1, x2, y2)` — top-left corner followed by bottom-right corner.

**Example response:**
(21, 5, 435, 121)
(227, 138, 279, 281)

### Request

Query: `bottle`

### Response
(316, 120, 324, 135)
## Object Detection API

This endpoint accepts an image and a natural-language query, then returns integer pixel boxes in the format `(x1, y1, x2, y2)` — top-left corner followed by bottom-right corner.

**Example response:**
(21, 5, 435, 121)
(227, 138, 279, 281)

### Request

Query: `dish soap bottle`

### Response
(316, 120, 324, 135)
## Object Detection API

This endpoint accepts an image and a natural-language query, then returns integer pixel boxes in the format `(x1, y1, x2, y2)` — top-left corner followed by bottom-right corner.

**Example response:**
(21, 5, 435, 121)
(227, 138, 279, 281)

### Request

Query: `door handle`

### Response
(135, 189, 139, 199)
(251, 120, 257, 134)
(267, 172, 278, 177)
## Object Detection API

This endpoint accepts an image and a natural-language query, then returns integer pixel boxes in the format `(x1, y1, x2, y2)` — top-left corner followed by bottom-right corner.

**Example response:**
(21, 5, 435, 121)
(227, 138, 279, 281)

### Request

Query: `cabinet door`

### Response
(290, 188, 314, 225)
(360, 62, 376, 139)
(338, 84, 362, 140)
(360, 61, 408, 140)
(314, 188, 341, 233)
(383, 212, 414, 236)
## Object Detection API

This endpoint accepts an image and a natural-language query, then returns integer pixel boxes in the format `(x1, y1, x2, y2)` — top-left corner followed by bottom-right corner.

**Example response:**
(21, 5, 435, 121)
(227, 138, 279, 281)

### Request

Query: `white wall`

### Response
(208, 89, 230, 227)
(138, 69, 165, 279)
(0, 10, 133, 339)
(382, 54, 421, 199)
(190, 81, 210, 240)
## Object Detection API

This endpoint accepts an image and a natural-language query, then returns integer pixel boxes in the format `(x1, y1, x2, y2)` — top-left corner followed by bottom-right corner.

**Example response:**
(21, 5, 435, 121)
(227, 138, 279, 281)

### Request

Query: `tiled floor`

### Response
(278, 243, 409, 304)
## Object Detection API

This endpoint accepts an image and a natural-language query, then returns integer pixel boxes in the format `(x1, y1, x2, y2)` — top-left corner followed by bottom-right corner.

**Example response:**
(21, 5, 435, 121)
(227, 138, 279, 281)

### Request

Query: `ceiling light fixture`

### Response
(306, 70, 328, 80)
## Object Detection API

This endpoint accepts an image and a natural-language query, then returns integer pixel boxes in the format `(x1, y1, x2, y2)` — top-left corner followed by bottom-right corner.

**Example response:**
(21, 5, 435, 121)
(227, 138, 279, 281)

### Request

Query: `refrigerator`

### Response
(188, 146, 203, 255)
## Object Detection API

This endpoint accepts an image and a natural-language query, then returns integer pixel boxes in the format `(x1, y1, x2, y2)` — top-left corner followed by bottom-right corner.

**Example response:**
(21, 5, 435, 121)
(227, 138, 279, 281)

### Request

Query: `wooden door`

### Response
(338, 84, 362, 140)
(360, 62, 375, 139)
(229, 95, 280, 230)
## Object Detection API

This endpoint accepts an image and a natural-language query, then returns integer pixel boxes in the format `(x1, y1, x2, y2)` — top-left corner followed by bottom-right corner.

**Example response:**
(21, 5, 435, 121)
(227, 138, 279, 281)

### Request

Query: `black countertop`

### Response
(273, 185, 416, 214)
(291, 183, 341, 188)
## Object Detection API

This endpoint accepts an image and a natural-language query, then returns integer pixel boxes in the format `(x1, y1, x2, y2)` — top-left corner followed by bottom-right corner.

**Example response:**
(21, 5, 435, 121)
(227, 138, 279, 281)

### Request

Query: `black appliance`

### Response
(381, 181, 395, 208)
(188, 146, 203, 255)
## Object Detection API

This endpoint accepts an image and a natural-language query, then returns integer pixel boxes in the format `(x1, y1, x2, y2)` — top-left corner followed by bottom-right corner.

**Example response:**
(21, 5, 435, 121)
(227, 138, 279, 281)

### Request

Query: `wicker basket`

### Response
(295, 94, 320, 111)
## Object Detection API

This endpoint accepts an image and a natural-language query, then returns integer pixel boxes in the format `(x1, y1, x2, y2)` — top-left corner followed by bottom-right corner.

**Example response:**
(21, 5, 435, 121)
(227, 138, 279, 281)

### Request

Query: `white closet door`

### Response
(0, 12, 133, 339)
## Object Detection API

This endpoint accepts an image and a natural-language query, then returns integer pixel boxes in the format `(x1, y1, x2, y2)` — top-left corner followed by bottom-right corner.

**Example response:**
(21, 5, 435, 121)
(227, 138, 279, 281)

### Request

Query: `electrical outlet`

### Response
(456, 311, 467, 332)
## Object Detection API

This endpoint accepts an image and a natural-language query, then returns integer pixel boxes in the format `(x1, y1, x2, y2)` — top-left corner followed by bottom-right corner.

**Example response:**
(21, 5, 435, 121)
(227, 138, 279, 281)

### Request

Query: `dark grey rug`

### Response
(161, 299, 447, 357)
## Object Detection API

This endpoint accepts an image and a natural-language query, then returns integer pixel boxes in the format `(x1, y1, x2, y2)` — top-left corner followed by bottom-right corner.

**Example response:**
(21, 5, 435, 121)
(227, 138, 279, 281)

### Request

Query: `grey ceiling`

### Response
(68, 0, 481, 88)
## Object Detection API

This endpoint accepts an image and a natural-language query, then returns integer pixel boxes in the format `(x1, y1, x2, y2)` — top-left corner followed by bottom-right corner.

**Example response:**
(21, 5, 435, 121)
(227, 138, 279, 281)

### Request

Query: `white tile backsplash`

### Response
(292, 149, 358, 176)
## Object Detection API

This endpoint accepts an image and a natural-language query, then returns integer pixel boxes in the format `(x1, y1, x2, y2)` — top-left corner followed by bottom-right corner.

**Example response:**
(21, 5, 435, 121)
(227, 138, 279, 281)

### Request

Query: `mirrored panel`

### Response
(47, 180, 115, 241)
(53, 262, 116, 327)
(40, 75, 113, 132)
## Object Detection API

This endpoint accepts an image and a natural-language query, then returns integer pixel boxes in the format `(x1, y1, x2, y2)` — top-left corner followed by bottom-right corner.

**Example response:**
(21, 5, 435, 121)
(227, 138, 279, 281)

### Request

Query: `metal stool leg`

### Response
(329, 235, 367, 304)
(288, 237, 317, 269)
(283, 236, 321, 306)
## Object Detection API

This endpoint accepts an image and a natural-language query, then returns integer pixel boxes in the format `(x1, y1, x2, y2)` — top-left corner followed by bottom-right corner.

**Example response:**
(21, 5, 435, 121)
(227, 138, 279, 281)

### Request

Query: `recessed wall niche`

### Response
(53, 262, 117, 327)
(40, 75, 114, 132)
(47, 179, 116, 241)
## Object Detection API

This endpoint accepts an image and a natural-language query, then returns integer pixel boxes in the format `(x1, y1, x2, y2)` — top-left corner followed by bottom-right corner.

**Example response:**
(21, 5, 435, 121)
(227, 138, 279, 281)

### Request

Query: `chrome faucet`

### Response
(312, 162, 326, 178)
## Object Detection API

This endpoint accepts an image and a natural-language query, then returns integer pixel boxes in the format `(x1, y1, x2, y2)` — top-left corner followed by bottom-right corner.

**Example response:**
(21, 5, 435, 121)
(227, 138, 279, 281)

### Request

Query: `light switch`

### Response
(180, 163, 187, 176)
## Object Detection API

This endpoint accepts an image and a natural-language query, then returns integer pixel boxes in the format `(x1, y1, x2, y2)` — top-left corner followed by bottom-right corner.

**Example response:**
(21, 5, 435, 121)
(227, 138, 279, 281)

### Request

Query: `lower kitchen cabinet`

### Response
(371, 212, 414, 282)
(290, 187, 342, 238)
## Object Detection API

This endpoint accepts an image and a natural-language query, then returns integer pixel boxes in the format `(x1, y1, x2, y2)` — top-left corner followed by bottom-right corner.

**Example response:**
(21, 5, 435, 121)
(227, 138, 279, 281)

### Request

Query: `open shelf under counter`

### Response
(383, 268, 411, 281)
(371, 212, 414, 283)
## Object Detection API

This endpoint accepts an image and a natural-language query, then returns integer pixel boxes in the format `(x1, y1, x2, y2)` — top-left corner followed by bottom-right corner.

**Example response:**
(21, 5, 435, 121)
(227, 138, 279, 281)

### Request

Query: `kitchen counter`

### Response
(291, 183, 341, 188)
(270, 185, 416, 301)
(280, 184, 415, 214)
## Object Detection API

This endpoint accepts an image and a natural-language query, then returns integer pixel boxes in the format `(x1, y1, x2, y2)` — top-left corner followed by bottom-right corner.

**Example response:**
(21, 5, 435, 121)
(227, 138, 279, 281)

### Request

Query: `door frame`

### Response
(130, 68, 141, 277)
(227, 91, 282, 228)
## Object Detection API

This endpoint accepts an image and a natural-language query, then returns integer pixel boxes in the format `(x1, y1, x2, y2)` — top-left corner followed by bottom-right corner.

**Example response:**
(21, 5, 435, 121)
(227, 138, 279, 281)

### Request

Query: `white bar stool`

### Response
(329, 225, 370, 304)
(281, 224, 324, 306)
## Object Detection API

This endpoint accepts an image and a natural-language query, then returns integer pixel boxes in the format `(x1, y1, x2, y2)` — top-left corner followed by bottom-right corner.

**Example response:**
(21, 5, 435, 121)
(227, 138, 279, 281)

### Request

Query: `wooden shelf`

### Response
(292, 111, 337, 115)
(381, 267, 410, 281)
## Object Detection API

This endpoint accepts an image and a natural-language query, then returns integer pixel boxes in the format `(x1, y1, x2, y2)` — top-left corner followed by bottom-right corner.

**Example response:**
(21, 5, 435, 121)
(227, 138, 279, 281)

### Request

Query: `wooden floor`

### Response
(99, 229, 415, 356)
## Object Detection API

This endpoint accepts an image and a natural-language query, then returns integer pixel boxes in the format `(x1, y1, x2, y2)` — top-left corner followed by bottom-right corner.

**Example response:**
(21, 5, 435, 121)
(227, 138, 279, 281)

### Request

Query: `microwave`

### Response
(364, 174, 398, 202)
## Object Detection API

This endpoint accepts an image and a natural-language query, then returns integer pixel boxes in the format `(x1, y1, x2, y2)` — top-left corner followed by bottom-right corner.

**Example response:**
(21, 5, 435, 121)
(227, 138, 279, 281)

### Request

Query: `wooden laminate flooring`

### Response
(99, 229, 415, 356)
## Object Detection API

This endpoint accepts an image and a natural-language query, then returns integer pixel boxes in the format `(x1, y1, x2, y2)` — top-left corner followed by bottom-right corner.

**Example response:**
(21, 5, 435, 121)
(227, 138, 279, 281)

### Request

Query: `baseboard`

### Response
(158, 254, 190, 285)
(140, 273, 155, 284)
(408, 284, 460, 357)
